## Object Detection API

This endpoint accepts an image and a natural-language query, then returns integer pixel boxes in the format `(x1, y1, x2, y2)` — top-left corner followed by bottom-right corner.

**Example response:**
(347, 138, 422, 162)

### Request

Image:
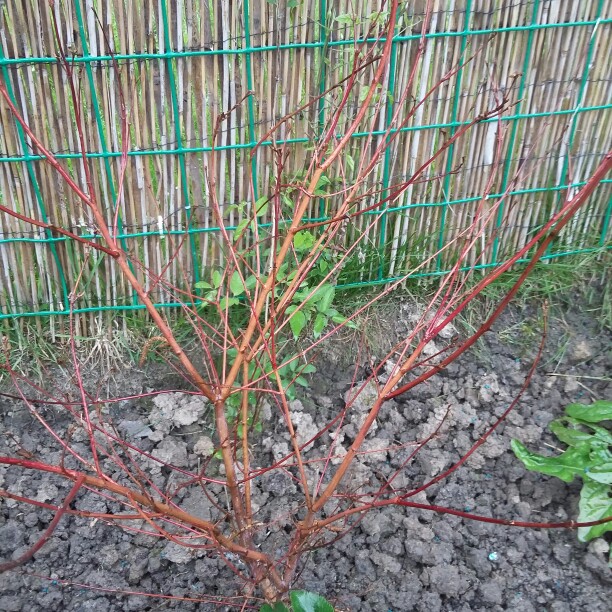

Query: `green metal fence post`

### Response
(242, 0, 259, 204)
(377, 9, 399, 281)
(549, 0, 605, 256)
(73, 0, 138, 305)
(0, 49, 69, 311)
(316, 0, 329, 219)
(159, 0, 200, 283)
(492, 0, 540, 265)
(436, 0, 473, 273)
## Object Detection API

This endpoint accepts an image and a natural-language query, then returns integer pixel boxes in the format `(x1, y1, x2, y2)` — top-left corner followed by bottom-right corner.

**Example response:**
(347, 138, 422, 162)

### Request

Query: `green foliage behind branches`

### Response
(194, 196, 355, 425)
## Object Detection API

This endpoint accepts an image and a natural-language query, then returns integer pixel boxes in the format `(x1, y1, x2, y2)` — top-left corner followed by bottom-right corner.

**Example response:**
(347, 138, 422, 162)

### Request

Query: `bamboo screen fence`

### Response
(0, 0, 611, 333)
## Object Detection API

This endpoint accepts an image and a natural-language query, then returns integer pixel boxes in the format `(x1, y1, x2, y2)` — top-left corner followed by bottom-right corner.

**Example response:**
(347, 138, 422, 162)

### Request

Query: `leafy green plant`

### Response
(260, 590, 334, 612)
(512, 400, 612, 562)
(195, 205, 353, 424)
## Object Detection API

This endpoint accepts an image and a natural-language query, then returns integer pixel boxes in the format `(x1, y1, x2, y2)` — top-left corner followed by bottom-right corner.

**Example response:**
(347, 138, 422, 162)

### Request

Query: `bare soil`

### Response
(0, 303, 610, 611)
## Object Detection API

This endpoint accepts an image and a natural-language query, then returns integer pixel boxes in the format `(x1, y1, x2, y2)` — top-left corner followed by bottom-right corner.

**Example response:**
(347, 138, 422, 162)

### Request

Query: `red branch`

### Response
(0, 475, 85, 572)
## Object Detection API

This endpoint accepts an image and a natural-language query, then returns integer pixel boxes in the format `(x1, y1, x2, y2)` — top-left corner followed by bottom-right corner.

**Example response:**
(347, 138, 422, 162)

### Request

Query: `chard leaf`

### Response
(565, 400, 612, 423)
(577, 480, 612, 542)
(290, 591, 334, 612)
(510, 440, 590, 483)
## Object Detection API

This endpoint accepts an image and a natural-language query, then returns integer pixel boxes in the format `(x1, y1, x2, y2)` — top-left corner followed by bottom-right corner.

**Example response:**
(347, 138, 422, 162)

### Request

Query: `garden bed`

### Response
(0, 303, 610, 611)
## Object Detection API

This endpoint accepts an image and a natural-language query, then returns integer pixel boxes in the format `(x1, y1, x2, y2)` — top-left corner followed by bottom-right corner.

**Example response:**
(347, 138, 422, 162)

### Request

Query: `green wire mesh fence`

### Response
(0, 1, 610, 330)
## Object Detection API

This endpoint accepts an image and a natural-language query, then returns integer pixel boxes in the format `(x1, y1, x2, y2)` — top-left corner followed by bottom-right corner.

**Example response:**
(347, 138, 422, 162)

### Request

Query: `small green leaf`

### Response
(313, 312, 327, 338)
(276, 263, 289, 282)
(235, 217, 251, 237)
(367, 10, 389, 24)
(315, 284, 335, 313)
(295, 376, 309, 387)
(294, 288, 314, 307)
(194, 280, 212, 290)
(290, 591, 334, 612)
(245, 275, 259, 291)
(230, 271, 245, 296)
(331, 313, 356, 329)
(335, 14, 355, 25)
(565, 400, 612, 423)
(255, 196, 269, 217)
(346, 154, 355, 173)
(219, 296, 239, 310)
(331, 313, 357, 329)
(294, 230, 315, 252)
(289, 311, 307, 339)
(300, 364, 317, 374)
(212, 269, 222, 288)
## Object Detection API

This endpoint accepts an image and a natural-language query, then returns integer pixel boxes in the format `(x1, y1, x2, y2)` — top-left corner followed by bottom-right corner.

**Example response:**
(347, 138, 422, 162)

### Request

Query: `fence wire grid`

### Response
(0, 0, 610, 328)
